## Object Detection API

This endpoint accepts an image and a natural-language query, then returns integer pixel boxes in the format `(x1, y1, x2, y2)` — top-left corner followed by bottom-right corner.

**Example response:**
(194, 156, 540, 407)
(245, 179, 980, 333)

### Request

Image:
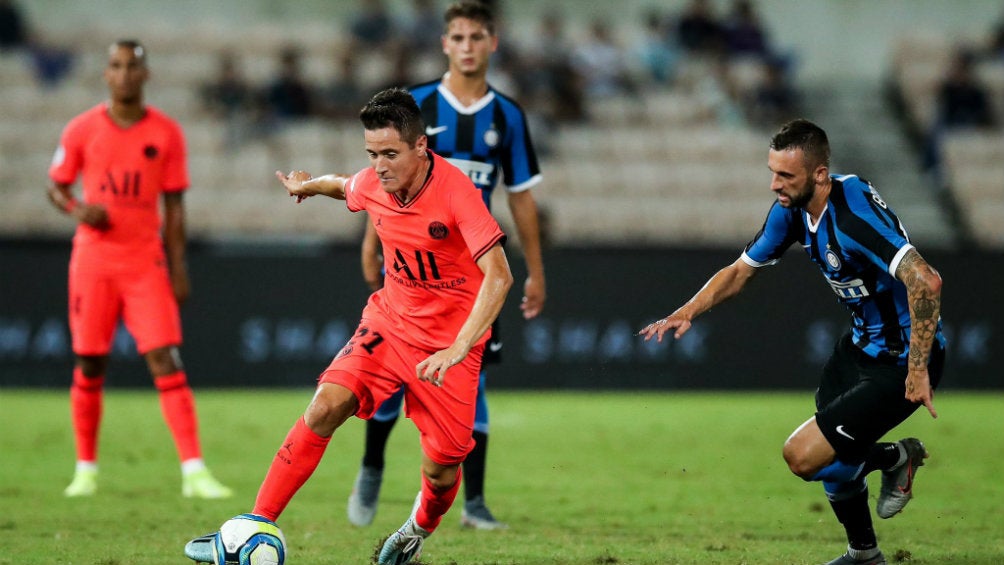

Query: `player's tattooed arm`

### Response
(896, 248, 942, 418)
(896, 248, 942, 371)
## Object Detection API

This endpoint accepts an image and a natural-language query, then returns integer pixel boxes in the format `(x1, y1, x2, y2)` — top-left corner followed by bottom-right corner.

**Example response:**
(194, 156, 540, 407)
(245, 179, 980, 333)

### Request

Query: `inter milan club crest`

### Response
(825, 249, 842, 270)
(428, 221, 449, 239)
(143, 145, 158, 159)
(483, 125, 499, 148)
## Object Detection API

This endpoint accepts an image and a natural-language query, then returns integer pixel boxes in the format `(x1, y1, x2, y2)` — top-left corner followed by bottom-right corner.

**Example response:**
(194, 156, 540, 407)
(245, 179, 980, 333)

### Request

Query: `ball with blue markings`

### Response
(212, 514, 286, 565)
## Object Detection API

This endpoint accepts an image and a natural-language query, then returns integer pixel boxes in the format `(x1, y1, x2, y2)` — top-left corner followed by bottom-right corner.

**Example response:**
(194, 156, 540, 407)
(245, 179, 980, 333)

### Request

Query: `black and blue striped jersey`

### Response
(410, 78, 541, 210)
(741, 174, 946, 364)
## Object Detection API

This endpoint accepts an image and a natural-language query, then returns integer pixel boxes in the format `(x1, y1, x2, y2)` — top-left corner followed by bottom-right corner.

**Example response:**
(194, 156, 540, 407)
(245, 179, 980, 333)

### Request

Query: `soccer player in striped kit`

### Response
(350, 0, 546, 531)
(640, 119, 945, 565)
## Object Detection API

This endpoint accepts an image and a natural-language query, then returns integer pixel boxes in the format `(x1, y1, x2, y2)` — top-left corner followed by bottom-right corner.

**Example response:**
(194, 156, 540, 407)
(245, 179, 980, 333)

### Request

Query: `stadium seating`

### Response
(5, 10, 995, 249)
(1, 38, 776, 247)
(940, 131, 1004, 247)
(889, 29, 1004, 249)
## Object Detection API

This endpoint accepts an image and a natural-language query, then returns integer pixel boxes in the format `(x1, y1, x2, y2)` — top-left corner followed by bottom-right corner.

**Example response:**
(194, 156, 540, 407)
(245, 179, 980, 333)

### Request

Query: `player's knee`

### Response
(144, 345, 181, 376)
(421, 464, 458, 491)
(782, 442, 817, 480)
(304, 384, 358, 437)
(76, 355, 109, 377)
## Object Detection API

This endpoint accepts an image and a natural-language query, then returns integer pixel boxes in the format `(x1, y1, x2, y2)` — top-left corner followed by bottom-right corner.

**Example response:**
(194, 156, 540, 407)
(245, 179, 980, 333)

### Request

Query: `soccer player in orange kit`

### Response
(184, 87, 513, 565)
(47, 39, 231, 499)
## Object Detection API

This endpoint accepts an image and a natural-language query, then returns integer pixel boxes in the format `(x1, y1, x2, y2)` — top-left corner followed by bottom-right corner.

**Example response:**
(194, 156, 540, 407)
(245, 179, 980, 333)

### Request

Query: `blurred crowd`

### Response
(0, 0, 74, 86)
(192, 0, 803, 151)
(1, 0, 802, 145)
(4, 0, 1000, 164)
(920, 36, 1002, 176)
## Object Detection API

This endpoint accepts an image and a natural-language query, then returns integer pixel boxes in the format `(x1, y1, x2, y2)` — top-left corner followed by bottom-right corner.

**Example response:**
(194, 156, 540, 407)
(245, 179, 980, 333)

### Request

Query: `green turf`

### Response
(1, 388, 1001, 564)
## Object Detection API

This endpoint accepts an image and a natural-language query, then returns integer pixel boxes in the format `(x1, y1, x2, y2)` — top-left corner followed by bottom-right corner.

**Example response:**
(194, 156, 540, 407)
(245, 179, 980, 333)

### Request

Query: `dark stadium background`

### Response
(2, 0, 1001, 390)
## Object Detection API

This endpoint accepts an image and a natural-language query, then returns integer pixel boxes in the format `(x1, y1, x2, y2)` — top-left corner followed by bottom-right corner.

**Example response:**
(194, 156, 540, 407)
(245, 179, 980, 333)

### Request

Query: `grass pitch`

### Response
(1, 388, 1001, 564)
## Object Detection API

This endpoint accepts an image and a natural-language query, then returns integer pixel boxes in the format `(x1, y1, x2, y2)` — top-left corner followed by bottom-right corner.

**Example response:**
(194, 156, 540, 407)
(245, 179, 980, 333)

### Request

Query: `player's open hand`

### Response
(638, 315, 691, 342)
(905, 368, 937, 418)
(275, 170, 313, 203)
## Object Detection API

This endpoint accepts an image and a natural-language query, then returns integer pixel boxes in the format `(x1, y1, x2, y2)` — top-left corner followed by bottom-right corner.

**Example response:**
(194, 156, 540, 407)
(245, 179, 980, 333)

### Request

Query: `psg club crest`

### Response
(428, 221, 449, 239)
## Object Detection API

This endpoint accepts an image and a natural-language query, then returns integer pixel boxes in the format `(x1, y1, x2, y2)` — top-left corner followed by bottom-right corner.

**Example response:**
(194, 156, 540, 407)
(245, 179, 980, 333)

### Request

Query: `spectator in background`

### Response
(348, 0, 395, 51)
(988, 8, 1004, 60)
(0, 0, 73, 87)
(201, 51, 251, 116)
(321, 49, 366, 121)
(723, 0, 770, 60)
(924, 48, 996, 172)
(747, 57, 798, 127)
(520, 11, 585, 123)
(265, 45, 314, 120)
(676, 0, 724, 54)
(571, 19, 636, 99)
(632, 8, 680, 86)
(937, 49, 995, 129)
(200, 51, 266, 150)
(378, 43, 416, 92)
(471, 0, 522, 98)
(0, 0, 27, 50)
(401, 0, 444, 60)
(693, 51, 746, 127)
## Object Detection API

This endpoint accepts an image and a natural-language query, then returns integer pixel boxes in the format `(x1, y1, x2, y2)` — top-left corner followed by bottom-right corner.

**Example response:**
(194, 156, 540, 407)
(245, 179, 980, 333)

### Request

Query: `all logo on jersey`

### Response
(393, 248, 441, 281)
(428, 221, 449, 239)
(143, 145, 158, 159)
(387, 247, 467, 290)
(101, 170, 141, 196)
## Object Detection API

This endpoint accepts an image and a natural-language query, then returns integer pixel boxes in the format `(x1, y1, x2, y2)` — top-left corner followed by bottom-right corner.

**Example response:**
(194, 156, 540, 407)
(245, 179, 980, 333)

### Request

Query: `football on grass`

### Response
(213, 513, 286, 565)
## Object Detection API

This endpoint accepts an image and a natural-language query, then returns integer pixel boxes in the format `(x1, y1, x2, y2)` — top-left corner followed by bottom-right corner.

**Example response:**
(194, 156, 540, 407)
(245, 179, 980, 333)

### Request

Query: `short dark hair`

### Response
(359, 88, 425, 146)
(444, 1, 495, 35)
(770, 119, 830, 169)
(110, 39, 146, 64)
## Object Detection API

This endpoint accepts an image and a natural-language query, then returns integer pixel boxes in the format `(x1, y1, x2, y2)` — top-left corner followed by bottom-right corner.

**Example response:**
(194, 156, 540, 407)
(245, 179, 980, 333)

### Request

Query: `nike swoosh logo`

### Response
(835, 425, 855, 440)
(425, 125, 448, 136)
(898, 462, 915, 494)
(488, 341, 503, 352)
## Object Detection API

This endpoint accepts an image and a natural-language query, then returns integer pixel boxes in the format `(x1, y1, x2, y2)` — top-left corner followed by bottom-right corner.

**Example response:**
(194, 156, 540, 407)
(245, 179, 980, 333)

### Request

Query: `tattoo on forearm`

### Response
(897, 250, 941, 370)
(913, 296, 937, 319)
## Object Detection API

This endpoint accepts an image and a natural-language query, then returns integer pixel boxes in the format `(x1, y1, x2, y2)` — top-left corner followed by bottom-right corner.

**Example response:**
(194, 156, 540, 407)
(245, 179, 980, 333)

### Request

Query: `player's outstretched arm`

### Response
(895, 248, 942, 419)
(417, 244, 513, 386)
(507, 190, 546, 319)
(275, 170, 350, 201)
(638, 258, 758, 342)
